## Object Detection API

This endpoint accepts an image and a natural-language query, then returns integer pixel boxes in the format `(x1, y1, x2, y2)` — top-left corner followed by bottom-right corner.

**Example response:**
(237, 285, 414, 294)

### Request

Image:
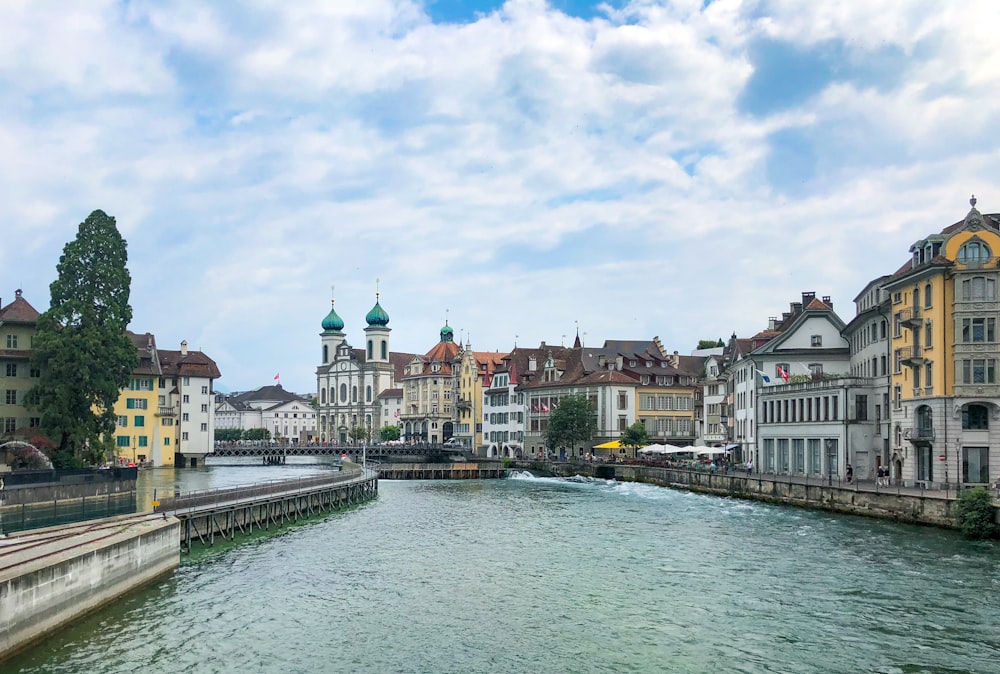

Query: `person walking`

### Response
(846, 463, 854, 484)
(746, 457, 754, 477)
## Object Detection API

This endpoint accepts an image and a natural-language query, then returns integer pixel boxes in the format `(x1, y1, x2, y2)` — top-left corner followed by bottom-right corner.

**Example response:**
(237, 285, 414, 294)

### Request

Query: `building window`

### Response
(340, 383, 348, 402)
(367, 340, 373, 359)
(810, 335, 822, 347)
(925, 362, 933, 389)
(924, 321, 933, 348)
(182, 395, 189, 403)
(893, 292, 901, 304)
(182, 413, 189, 421)
(138, 436, 148, 448)
(134, 415, 145, 427)
(30, 367, 40, 378)
(962, 404, 989, 430)
(962, 276, 996, 301)
(958, 240, 991, 263)
(182, 432, 189, 441)
(618, 392, 627, 410)
(962, 358, 996, 384)
(962, 318, 996, 342)
(893, 312, 902, 337)
(855, 395, 868, 421)
(809, 363, 823, 377)
(5, 335, 16, 349)
(4, 390, 16, 405)
(4, 363, 15, 377)
(924, 282, 932, 308)
(963, 446, 989, 483)
(201, 423, 208, 431)
(183, 377, 190, 386)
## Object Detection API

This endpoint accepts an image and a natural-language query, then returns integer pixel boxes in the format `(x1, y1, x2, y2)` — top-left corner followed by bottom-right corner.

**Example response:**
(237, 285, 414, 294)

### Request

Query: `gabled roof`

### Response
(0, 290, 40, 324)
(228, 384, 300, 405)
(377, 388, 403, 399)
(127, 330, 162, 376)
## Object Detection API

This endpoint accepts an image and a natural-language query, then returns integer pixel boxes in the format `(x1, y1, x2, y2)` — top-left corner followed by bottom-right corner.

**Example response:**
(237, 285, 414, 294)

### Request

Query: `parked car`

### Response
(442, 438, 464, 448)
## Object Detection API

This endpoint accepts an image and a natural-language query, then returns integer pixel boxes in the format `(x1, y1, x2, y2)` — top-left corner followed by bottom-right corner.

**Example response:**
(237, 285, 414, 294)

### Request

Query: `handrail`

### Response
(153, 469, 366, 513)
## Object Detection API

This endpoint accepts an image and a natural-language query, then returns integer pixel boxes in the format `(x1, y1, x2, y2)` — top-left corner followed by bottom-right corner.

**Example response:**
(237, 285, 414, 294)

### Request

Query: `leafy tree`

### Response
(380, 425, 401, 441)
(620, 422, 650, 456)
(349, 425, 369, 443)
(716, 338, 724, 347)
(215, 428, 242, 442)
(696, 339, 720, 350)
(243, 428, 271, 441)
(30, 210, 137, 468)
(545, 393, 597, 453)
(953, 487, 998, 540)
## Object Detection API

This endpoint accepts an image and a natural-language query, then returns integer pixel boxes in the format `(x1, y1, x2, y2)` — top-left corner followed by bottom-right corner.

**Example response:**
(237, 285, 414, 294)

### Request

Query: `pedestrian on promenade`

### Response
(746, 458, 753, 476)
(876, 465, 885, 487)
(846, 463, 854, 484)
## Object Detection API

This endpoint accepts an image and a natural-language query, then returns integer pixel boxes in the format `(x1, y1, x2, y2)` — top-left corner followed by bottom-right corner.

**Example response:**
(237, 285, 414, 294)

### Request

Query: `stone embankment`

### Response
(535, 462, 1000, 528)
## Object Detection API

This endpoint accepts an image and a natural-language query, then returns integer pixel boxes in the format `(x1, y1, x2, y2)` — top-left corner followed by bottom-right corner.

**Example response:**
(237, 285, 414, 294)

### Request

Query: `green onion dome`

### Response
(366, 295, 390, 327)
(440, 323, 454, 342)
(322, 300, 345, 331)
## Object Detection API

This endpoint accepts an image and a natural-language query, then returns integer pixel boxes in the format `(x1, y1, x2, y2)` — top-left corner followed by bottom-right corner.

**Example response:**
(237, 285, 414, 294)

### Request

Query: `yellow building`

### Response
(885, 197, 999, 486)
(111, 332, 167, 466)
(452, 346, 504, 450)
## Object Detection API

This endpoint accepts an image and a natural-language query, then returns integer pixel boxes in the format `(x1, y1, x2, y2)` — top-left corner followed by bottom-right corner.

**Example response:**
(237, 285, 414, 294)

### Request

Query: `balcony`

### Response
(899, 346, 926, 367)
(456, 397, 472, 410)
(155, 406, 177, 417)
(898, 307, 922, 329)
(903, 426, 935, 442)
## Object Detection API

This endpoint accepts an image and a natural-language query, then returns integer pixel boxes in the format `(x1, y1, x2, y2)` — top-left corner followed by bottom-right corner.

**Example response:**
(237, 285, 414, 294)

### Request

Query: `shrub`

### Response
(953, 487, 999, 540)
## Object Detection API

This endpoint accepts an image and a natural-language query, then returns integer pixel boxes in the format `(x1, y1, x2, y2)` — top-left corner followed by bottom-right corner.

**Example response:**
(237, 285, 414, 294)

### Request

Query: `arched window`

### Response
(366, 385, 372, 402)
(924, 282, 932, 308)
(323, 345, 328, 364)
(321, 388, 326, 404)
(367, 340, 373, 359)
(958, 240, 991, 263)
(381, 340, 387, 359)
(962, 404, 989, 430)
(916, 405, 934, 434)
(340, 383, 348, 402)
(913, 285, 920, 309)
(352, 386, 358, 402)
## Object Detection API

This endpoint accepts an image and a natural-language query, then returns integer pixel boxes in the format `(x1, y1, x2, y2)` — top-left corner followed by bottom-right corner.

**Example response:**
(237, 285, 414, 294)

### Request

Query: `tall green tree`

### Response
(620, 422, 650, 456)
(545, 393, 597, 453)
(380, 425, 401, 441)
(30, 210, 137, 467)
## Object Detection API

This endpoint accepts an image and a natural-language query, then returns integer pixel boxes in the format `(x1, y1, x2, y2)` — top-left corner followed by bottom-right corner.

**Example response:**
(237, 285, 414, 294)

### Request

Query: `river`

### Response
(7, 460, 999, 673)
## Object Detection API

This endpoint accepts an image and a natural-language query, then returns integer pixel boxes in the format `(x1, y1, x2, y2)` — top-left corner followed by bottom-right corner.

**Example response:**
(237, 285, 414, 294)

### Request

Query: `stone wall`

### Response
(544, 463, 992, 529)
(0, 515, 180, 659)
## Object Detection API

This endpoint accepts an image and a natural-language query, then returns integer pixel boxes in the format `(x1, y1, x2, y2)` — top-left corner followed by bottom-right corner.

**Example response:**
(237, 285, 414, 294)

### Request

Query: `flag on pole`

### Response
(755, 369, 771, 384)
(776, 365, 789, 383)
(274, 373, 280, 381)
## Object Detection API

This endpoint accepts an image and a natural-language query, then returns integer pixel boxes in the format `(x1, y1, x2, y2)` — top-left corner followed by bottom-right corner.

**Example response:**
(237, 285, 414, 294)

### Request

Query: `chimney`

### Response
(768, 317, 777, 330)
(802, 291, 816, 304)
(598, 355, 606, 368)
(791, 302, 802, 315)
(672, 350, 680, 367)
(181, 340, 188, 356)
(615, 355, 623, 370)
(822, 295, 832, 309)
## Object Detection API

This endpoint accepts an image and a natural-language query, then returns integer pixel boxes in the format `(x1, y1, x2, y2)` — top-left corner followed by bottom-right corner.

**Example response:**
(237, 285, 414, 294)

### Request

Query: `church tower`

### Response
(320, 290, 346, 366)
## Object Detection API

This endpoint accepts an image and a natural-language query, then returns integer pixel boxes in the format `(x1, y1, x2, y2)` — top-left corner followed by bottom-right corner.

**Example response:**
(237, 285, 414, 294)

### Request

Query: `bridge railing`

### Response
(153, 468, 367, 514)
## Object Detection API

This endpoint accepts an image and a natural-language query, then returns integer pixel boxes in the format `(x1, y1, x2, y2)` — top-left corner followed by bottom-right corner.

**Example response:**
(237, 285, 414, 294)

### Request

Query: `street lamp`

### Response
(826, 439, 834, 486)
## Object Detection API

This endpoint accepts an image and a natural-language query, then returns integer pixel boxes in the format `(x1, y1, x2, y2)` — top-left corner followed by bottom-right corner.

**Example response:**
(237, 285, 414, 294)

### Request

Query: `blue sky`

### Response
(2, 0, 998, 394)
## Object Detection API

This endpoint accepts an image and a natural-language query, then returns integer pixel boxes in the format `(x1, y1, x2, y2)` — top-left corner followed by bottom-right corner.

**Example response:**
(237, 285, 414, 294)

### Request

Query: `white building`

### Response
(214, 384, 317, 442)
(159, 340, 221, 467)
(315, 291, 413, 443)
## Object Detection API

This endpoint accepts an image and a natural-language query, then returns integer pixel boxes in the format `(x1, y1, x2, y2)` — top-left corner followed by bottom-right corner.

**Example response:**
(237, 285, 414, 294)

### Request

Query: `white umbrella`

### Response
(661, 444, 695, 454)
(696, 447, 729, 456)
(639, 443, 668, 454)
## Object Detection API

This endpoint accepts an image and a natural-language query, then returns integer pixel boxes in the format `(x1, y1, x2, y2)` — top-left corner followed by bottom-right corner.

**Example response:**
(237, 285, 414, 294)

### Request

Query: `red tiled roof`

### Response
(159, 348, 222, 380)
(804, 298, 831, 311)
(0, 290, 40, 324)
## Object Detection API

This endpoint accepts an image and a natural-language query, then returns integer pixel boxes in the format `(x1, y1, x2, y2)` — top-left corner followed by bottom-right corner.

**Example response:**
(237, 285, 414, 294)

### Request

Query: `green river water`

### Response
(6, 459, 999, 673)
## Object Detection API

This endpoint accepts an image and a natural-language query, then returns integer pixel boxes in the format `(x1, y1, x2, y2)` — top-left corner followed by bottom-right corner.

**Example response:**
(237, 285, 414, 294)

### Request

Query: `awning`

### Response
(592, 440, 622, 449)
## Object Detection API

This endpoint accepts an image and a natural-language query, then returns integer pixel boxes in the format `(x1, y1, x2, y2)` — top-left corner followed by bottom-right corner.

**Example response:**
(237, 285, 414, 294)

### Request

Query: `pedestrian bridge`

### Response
(210, 443, 467, 460)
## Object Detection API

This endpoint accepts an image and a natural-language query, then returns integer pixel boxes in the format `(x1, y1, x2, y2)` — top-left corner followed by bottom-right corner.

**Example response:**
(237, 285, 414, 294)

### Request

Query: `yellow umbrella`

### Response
(592, 440, 621, 449)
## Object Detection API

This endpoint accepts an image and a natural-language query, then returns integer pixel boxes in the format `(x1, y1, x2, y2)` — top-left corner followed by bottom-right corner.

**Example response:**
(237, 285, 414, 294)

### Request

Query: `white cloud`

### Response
(1, 0, 998, 393)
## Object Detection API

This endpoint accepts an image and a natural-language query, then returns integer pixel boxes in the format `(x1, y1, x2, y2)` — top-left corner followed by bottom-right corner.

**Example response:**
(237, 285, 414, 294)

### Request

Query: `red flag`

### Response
(274, 373, 280, 381)
(776, 366, 789, 383)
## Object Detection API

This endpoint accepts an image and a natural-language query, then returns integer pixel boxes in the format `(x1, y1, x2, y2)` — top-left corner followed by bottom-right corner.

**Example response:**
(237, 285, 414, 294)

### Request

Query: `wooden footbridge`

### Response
(152, 466, 377, 553)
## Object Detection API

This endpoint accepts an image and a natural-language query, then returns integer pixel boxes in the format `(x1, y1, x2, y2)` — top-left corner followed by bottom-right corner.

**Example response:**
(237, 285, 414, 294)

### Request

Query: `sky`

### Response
(2, 0, 999, 395)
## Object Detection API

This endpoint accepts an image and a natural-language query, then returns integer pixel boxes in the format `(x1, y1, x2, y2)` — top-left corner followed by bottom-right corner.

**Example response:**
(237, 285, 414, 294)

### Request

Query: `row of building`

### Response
(3, 198, 997, 487)
(0, 291, 220, 468)
(297, 197, 999, 488)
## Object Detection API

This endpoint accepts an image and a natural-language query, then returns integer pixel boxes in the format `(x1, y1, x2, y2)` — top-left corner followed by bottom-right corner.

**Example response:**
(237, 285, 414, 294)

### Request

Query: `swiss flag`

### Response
(274, 373, 280, 381)
(776, 366, 789, 383)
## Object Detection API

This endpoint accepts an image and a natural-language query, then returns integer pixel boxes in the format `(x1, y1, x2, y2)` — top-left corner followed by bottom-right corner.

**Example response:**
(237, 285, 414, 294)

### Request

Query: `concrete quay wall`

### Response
(543, 463, 972, 528)
(0, 514, 180, 660)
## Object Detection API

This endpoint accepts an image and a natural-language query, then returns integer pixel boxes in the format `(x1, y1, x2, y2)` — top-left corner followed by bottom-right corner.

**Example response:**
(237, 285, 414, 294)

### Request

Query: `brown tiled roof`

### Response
(804, 298, 832, 311)
(126, 330, 161, 376)
(159, 348, 222, 380)
(0, 290, 40, 324)
(576, 370, 636, 385)
(377, 388, 402, 399)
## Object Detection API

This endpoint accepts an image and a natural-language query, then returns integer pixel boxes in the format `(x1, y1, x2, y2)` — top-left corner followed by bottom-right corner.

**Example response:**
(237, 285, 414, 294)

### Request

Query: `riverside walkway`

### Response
(153, 466, 378, 552)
